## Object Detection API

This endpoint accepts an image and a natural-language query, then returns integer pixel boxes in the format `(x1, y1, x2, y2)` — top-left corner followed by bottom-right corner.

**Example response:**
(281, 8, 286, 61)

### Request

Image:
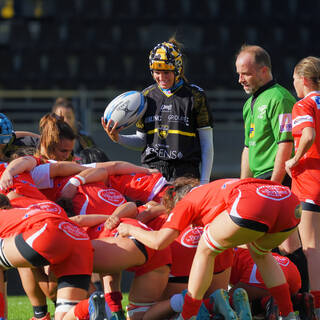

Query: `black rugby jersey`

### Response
(136, 82, 213, 165)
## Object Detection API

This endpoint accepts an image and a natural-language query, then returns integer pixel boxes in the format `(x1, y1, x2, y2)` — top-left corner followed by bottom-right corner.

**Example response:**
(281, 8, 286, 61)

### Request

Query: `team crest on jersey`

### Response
(98, 188, 126, 206)
(158, 125, 169, 139)
(180, 227, 203, 248)
(274, 255, 289, 267)
(256, 185, 291, 200)
(27, 202, 62, 215)
(59, 221, 89, 240)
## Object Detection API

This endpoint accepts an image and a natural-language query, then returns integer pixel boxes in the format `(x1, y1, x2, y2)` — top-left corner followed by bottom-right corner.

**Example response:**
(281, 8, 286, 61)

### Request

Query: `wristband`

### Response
(69, 175, 86, 187)
(74, 175, 86, 184)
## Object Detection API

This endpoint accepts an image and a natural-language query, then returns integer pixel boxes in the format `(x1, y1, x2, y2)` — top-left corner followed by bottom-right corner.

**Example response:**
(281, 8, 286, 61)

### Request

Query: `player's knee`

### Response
(249, 241, 271, 256)
(203, 225, 228, 254)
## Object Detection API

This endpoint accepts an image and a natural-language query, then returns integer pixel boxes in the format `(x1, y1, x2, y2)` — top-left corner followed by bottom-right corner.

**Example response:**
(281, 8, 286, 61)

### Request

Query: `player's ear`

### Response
(303, 76, 311, 87)
(260, 65, 269, 76)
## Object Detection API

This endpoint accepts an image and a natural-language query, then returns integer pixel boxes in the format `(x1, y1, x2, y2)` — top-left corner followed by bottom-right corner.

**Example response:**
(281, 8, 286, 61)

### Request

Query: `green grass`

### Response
(8, 296, 55, 320)
(7, 294, 129, 320)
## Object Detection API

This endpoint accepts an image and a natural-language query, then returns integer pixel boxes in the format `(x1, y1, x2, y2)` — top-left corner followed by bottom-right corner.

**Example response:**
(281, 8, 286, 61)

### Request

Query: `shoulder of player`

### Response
(266, 83, 296, 102)
(294, 93, 319, 110)
(185, 82, 206, 95)
(142, 84, 158, 96)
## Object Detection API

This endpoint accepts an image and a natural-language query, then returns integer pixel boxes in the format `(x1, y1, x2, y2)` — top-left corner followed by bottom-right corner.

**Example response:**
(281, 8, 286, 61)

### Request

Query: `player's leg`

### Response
(92, 237, 146, 274)
(248, 229, 297, 318)
(298, 207, 320, 317)
(54, 277, 91, 320)
(18, 268, 50, 320)
(102, 273, 125, 319)
(0, 270, 6, 320)
(180, 211, 263, 319)
(126, 265, 170, 319)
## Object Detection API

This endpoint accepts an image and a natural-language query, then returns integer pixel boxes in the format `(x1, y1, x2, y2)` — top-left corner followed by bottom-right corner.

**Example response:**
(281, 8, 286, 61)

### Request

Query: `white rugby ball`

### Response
(104, 91, 146, 129)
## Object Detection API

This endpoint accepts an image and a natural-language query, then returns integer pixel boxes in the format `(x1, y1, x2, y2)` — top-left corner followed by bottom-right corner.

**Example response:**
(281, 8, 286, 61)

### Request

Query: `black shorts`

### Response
(146, 160, 200, 182)
(302, 202, 320, 213)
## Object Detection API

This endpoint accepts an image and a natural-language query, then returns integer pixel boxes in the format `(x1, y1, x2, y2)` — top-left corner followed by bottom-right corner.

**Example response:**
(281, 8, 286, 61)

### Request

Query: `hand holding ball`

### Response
(103, 91, 146, 130)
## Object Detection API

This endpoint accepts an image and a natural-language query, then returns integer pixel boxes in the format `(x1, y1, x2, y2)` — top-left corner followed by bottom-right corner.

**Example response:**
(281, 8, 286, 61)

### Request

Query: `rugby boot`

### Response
(210, 289, 238, 319)
(264, 296, 279, 320)
(232, 288, 252, 320)
(89, 291, 108, 320)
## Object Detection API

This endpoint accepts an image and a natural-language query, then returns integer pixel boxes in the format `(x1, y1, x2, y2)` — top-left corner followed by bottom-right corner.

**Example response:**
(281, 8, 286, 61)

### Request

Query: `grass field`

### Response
(7, 294, 129, 319)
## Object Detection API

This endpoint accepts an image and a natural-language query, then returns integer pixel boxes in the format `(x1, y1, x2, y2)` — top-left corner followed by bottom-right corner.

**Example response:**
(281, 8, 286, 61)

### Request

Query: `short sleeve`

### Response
(269, 97, 294, 143)
(162, 199, 194, 232)
(31, 163, 53, 189)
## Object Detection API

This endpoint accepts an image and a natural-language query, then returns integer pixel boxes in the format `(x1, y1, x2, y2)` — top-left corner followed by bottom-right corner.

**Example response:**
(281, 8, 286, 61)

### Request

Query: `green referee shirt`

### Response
(243, 80, 295, 177)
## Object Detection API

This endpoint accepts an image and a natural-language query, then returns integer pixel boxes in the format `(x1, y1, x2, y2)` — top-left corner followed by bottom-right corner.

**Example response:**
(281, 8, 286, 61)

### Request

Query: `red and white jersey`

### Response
(0, 206, 71, 238)
(169, 225, 233, 277)
(73, 182, 126, 215)
(230, 248, 301, 294)
(108, 172, 168, 203)
(291, 91, 320, 204)
(40, 176, 69, 201)
(30, 164, 126, 215)
(162, 178, 300, 234)
(0, 163, 47, 200)
(10, 196, 68, 218)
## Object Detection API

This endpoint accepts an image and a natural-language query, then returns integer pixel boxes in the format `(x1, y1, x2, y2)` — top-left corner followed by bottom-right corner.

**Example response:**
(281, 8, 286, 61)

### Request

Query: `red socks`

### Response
(74, 291, 123, 318)
(74, 298, 89, 320)
(0, 292, 4, 318)
(311, 291, 320, 308)
(181, 293, 202, 319)
(105, 291, 123, 312)
(202, 297, 214, 313)
(268, 283, 293, 316)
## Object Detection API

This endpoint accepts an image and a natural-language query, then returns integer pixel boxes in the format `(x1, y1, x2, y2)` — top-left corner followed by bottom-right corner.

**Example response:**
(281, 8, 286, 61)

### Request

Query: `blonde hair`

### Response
(295, 56, 320, 89)
(35, 113, 75, 160)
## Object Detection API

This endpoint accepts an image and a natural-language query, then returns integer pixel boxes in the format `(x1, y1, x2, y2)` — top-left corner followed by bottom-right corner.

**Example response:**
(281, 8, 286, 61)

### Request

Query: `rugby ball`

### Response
(103, 91, 146, 130)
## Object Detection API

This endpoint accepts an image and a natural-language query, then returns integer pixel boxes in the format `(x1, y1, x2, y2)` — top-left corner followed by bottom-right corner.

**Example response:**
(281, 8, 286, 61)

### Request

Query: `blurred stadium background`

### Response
(0, 0, 317, 177)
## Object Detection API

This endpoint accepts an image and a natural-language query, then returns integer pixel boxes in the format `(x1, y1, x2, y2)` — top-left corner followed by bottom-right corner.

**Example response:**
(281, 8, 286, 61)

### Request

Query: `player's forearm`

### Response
(77, 167, 108, 184)
(271, 142, 294, 183)
(101, 161, 154, 177)
(50, 161, 86, 178)
(70, 214, 109, 227)
(198, 127, 214, 184)
(6, 156, 37, 174)
(118, 131, 146, 151)
(240, 147, 253, 178)
(111, 202, 138, 220)
(292, 127, 315, 162)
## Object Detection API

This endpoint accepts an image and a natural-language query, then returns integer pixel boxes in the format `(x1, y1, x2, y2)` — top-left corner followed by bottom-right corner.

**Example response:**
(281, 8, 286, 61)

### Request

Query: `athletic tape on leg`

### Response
(203, 225, 227, 254)
(126, 301, 155, 317)
(249, 241, 271, 255)
(55, 298, 80, 313)
(0, 239, 13, 269)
